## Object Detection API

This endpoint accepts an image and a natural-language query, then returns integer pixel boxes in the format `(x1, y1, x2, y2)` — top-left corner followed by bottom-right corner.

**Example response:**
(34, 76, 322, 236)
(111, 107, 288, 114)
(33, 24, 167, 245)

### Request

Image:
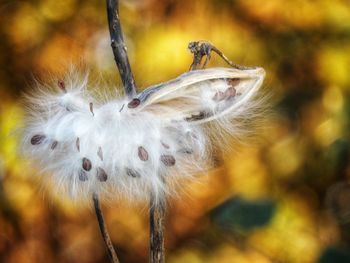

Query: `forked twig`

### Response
(93, 193, 120, 263)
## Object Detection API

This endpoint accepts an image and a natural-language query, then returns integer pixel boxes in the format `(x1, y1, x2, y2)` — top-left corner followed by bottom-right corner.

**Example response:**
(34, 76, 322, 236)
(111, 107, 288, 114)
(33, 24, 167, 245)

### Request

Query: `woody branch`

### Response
(105, 1, 166, 263)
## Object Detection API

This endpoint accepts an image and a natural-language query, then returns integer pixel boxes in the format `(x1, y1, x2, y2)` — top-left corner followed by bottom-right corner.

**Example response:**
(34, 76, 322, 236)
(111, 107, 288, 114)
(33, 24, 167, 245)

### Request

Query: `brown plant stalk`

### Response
(93, 193, 120, 263)
(103, 1, 166, 263)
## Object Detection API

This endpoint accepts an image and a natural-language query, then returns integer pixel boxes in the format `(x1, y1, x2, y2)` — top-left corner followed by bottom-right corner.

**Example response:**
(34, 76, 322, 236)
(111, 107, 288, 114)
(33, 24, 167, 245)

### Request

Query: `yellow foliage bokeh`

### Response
(1, 0, 350, 262)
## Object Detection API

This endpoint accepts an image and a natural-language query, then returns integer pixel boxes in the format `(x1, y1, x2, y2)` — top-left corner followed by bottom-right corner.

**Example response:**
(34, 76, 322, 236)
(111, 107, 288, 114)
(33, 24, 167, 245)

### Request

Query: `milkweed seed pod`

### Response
(22, 67, 266, 203)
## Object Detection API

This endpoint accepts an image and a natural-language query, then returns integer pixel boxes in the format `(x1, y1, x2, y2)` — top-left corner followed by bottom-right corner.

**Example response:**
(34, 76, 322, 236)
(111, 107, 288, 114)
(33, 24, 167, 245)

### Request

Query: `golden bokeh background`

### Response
(1, 0, 350, 262)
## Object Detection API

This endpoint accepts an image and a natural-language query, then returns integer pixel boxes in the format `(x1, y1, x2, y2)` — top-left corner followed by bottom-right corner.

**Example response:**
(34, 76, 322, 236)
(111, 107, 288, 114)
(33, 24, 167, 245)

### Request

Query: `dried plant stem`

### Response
(150, 197, 166, 263)
(106, 0, 137, 98)
(93, 193, 120, 263)
(106, 1, 167, 263)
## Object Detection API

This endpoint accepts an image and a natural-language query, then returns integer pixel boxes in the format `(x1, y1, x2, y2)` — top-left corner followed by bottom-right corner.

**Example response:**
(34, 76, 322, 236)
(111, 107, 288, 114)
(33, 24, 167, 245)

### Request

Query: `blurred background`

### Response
(1, 0, 350, 262)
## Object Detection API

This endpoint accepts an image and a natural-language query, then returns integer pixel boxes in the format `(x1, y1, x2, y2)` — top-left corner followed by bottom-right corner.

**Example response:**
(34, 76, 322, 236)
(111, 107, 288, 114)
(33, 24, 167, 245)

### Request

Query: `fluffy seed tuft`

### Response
(22, 67, 267, 203)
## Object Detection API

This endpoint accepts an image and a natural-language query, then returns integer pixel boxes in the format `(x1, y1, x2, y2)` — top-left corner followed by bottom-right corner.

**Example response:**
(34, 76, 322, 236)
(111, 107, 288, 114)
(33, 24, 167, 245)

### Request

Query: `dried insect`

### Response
(188, 41, 255, 70)
(22, 66, 266, 202)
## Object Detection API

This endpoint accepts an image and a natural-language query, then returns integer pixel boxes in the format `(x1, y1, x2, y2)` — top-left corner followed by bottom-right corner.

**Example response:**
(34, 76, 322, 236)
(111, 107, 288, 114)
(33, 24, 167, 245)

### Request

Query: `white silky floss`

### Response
(22, 67, 266, 203)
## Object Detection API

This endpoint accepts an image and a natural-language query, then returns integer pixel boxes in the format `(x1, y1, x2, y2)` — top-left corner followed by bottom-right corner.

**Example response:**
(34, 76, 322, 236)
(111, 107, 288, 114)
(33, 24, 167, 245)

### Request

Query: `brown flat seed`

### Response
(51, 141, 58, 150)
(224, 87, 236, 99)
(58, 80, 67, 93)
(138, 146, 149, 161)
(185, 111, 209, 121)
(228, 78, 240, 87)
(31, 134, 46, 145)
(178, 148, 193, 154)
(97, 147, 103, 161)
(78, 169, 88, 182)
(76, 138, 80, 152)
(212, 91, 225, 102)
(89, 102, 94, 116)
(96, 167, 108, 182)
(82, 157, 92, 171)
(126, 168, 141, 178)
(160, 154, 176, 166)
(128, 98, 141, 108)
(161, 141, 170, 149)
